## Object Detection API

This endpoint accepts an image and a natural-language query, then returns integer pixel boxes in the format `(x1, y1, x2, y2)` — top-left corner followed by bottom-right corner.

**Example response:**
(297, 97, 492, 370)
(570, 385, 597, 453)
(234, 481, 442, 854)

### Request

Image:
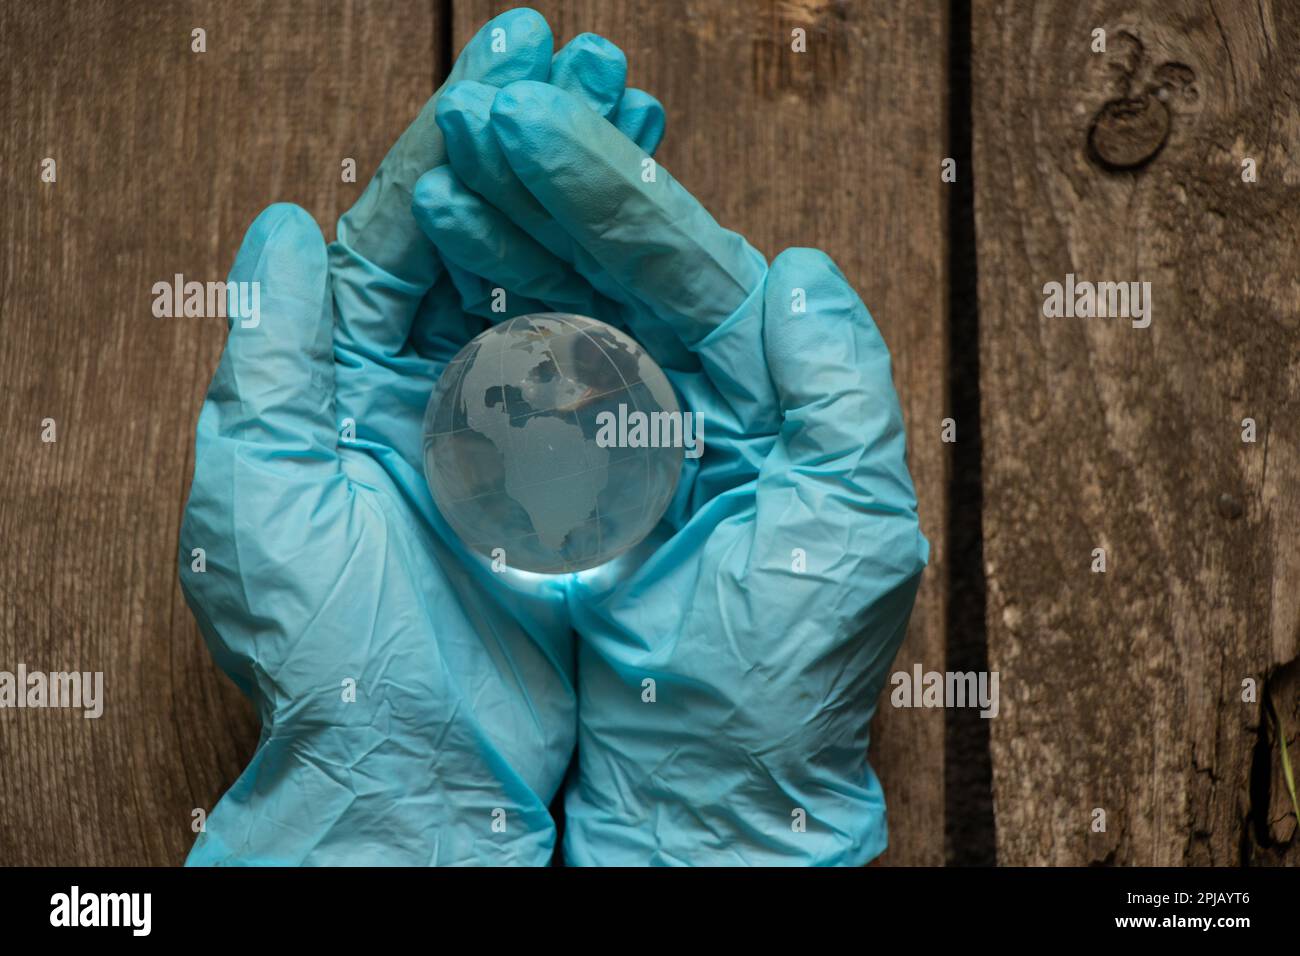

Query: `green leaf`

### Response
(1268, 696, 1300, 827)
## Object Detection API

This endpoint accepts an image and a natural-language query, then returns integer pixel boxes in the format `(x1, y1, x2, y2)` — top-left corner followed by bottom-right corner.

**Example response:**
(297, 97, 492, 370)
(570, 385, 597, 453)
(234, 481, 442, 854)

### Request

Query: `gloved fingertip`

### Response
(455, 8, 554, 86)
(563, 31, 626, 62)
(764, 246, 889, 388)
(233, 203, 327, 287)
(411, 166, 461, 238)
(435, 80, 497, 151)
(239, 202, 323, 254)
(767, 247, 860, 316)
(411, 165, 450, 204)
(613, 88, 666, 154)
(491, 6, 550, 41)
(491, 78, 556, 117)
(550, 33, 628, 117)
(489, 80, 568, 156)
(436, 79, 497, 118)
(770, 245, 834, 274)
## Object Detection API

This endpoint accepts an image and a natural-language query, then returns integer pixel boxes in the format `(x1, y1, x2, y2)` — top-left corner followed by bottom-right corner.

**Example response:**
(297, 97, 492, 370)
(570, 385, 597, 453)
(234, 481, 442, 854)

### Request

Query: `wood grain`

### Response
(455, 0, 953, 865)
(974, 0, 1300, 864)
(0, 0, 437, 865)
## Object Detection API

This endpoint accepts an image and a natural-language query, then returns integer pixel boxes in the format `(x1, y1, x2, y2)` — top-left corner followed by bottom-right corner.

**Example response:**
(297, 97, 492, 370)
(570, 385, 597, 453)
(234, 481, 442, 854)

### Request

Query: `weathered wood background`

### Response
(975, 0, 1299, 866)
(0, 0, 1293, 865)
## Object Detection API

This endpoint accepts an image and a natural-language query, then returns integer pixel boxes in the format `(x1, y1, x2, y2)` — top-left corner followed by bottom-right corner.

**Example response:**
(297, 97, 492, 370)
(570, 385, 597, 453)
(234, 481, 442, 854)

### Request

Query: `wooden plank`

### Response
(0, 0, 437, 864)
(455, 0, 952, 865)
(974, 0, 1300, 864)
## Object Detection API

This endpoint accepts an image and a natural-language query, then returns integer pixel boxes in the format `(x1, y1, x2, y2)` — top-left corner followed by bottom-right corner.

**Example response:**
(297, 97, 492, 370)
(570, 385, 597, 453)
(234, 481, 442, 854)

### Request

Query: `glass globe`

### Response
(422, 313, 685, 574)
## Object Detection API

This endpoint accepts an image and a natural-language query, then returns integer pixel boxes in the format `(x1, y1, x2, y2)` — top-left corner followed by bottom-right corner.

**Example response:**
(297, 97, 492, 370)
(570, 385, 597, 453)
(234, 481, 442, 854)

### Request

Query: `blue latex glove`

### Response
(180, 10, 666, 865)
(414, 80, 930, 865)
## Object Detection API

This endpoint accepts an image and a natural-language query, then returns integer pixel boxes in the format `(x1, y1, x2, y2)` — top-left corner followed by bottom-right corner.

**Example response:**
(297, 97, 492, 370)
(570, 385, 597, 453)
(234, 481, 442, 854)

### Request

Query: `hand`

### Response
(180, 10, 664, 865)
(415, 80, 929, 865)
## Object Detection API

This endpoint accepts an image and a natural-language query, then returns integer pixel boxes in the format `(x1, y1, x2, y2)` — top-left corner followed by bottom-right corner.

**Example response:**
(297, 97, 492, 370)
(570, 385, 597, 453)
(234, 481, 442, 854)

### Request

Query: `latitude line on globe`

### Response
(443, 456, 650, 502)
(426, 377, 652, 437)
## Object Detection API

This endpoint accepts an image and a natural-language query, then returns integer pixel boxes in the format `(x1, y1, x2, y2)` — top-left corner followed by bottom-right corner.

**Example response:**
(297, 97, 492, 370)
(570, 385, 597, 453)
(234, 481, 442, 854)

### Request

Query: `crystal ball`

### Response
(422, 313, 685, 574)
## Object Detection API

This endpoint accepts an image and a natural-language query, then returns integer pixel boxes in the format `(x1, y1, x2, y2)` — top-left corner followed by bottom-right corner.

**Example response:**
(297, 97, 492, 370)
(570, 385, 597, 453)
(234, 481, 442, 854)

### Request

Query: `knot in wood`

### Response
(1088, 95, 1170, 170)
(1216, 494, 1245, 520)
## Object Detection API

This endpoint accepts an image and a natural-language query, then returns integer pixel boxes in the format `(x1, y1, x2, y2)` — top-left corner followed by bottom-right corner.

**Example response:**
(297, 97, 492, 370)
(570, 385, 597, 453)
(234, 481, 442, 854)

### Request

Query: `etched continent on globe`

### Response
(422, 313, 684, 574)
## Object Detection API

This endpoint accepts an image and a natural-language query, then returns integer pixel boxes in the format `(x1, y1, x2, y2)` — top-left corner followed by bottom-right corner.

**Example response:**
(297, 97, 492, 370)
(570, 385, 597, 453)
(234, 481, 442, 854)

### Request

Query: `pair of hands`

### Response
(180, 8, 927, 866)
